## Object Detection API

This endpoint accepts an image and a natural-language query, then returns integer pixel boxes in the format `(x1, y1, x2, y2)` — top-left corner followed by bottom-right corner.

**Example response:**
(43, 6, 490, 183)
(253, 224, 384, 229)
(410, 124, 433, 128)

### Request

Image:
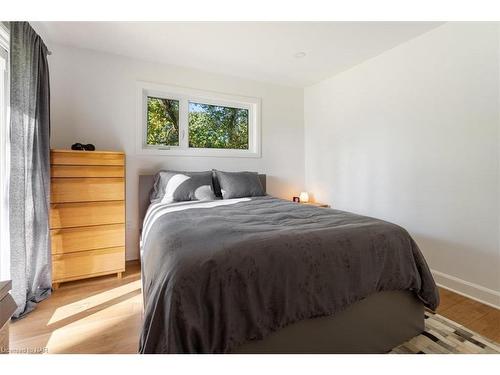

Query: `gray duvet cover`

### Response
(139, 196, 439, 354)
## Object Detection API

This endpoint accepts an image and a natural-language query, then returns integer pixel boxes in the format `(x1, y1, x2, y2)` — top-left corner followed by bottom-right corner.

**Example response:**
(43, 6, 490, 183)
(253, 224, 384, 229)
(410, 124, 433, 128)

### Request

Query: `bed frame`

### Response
(138, 174, 424, 353)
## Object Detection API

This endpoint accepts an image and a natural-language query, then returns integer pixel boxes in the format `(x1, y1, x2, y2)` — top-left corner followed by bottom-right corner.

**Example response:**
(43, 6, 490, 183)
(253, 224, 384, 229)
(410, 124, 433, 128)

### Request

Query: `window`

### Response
(137, 82, 260, 157)
(0, 23, 9, 281)
(188, 102, 248, 150)
(147, 97, 179, 146)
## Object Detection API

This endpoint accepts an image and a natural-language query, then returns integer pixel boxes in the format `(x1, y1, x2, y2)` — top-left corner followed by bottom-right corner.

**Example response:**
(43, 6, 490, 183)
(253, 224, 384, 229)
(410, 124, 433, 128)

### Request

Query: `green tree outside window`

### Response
(188, 102, 248, 149)
(146, 96, 249, 150)
(147, 97, 179, 146)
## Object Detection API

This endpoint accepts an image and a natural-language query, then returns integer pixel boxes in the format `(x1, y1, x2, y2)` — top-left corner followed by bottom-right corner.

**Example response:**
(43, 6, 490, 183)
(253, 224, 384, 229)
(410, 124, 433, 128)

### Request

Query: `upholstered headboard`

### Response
(138, 173, 266, 229)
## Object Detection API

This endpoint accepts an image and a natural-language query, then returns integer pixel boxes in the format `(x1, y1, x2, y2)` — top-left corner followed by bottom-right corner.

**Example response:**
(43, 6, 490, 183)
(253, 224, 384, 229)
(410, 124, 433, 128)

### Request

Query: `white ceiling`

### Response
(33, 22, 444, 87)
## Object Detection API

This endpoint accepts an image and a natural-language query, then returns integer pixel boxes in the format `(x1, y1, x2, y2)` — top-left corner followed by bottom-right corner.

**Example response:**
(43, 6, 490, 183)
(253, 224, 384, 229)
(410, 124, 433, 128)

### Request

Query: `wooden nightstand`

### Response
(298, 202, 330, 208)
(303, 202, 330, 208)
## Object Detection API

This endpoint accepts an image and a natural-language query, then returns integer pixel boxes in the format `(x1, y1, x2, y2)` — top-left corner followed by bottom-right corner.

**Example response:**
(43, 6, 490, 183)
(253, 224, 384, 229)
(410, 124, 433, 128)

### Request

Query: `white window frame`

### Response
(0, 22, 10, 281)
(136, 81, 261, 158)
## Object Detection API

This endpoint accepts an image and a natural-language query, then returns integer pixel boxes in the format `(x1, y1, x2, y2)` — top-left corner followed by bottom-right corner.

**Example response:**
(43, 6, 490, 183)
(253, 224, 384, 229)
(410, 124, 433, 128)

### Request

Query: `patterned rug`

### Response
(391, 311, 500, 354)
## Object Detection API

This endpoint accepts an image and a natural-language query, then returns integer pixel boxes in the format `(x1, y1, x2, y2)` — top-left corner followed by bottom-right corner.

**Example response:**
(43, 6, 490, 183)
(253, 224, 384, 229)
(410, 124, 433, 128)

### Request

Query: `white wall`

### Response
(304, 23, 500, 307)
(48, 44, 305, 260)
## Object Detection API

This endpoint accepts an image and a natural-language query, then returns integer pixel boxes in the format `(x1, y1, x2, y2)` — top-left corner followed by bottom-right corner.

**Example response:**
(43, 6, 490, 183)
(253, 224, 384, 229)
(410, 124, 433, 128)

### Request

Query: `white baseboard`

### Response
(431, 269, 500, 309)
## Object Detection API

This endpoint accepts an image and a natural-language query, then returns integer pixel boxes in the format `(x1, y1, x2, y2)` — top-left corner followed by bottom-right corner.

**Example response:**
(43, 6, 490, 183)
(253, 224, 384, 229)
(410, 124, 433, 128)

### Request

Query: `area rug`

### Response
(391, 311, 500, 354)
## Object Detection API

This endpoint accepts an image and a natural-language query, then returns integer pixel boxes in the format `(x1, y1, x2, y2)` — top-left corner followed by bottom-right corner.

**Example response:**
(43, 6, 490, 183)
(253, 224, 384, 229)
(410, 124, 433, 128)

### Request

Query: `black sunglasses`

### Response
(71, 143, 95, 151)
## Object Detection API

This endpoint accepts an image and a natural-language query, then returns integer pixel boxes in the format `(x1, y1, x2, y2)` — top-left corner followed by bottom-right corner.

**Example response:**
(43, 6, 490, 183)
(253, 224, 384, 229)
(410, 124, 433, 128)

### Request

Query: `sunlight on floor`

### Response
(46, 290, 143, 353)
(48, 280, 142, 325)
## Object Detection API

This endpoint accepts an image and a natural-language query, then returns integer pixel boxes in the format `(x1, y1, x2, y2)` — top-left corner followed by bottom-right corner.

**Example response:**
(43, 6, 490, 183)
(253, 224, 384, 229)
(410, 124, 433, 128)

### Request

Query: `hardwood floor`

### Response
(436, 287, 500, 343)
(8, 261, 500, 353)
(10, 261, 142, 354)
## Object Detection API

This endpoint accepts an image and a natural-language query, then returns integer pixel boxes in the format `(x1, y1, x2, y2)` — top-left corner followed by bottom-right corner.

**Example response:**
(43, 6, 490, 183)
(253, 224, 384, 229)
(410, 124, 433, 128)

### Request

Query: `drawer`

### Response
(52, 247, 125, 283)
(50, 201, 125, 229)
(51, 165, 124, 178)
(51, 150, 124, 166)
(51, 177, 124, 203)
(51, 224, 125, 254)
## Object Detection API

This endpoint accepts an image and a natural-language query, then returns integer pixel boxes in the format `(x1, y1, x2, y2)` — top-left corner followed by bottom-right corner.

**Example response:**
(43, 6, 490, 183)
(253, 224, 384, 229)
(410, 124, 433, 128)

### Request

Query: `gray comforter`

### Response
(139, 196, 439, 354)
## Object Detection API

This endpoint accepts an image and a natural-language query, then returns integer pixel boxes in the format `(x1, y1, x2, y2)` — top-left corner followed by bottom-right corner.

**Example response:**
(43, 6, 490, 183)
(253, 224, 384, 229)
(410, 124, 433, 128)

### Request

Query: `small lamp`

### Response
(299, 191, 309, 203)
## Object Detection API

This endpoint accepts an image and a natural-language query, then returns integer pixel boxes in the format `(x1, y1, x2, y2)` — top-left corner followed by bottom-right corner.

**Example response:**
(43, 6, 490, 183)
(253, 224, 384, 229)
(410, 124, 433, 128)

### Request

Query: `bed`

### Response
(138, 174, 439, 354)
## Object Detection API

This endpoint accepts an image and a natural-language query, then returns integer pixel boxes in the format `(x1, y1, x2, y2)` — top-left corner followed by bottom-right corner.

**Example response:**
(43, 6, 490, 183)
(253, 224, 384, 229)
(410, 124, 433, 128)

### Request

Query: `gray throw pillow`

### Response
(211, 169, 223, 198)
(215, 171, 265, 199)
(150, 171, 216, 204)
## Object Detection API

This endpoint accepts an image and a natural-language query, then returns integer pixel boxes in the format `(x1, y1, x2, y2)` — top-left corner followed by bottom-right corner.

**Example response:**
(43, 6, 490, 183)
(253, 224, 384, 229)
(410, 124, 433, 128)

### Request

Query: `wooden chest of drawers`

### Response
(50, 150, 126, 288)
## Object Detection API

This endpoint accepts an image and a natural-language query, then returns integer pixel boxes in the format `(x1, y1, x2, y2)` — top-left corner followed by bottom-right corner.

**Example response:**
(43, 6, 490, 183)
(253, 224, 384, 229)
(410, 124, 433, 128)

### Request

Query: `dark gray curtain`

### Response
(9, 22, 51, 318)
